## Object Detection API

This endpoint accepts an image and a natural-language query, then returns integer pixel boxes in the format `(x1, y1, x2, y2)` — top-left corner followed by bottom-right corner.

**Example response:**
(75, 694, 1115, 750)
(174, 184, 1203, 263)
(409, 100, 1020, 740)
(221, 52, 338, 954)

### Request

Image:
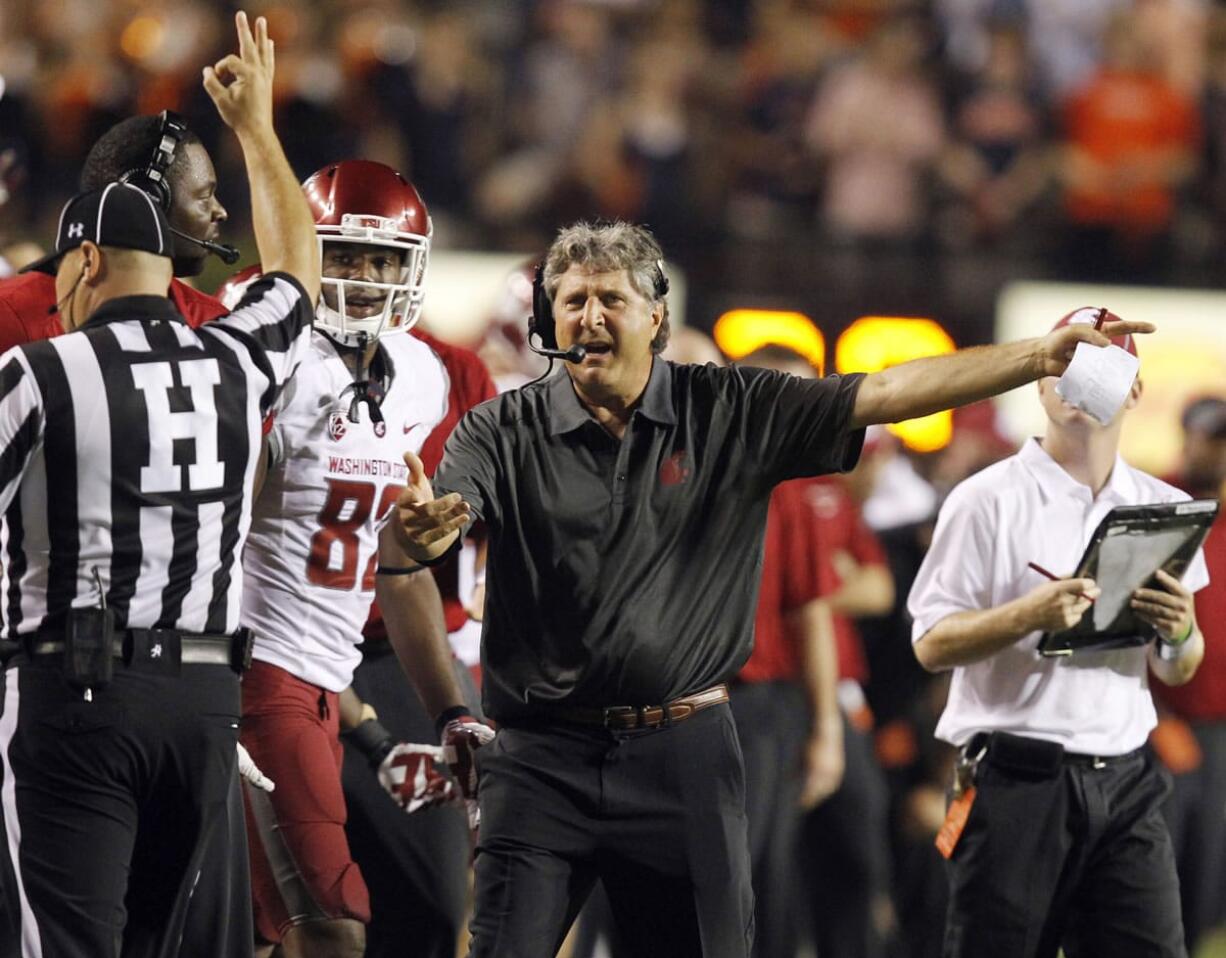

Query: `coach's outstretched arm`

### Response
(202, 11, 320, 304)
(848, 318, 1155, 429)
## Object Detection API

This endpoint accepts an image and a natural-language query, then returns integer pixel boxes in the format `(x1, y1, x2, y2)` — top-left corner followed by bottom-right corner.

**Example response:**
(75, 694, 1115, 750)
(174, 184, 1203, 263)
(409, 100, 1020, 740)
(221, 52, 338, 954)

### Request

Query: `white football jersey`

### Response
(242, 332, 449, 690)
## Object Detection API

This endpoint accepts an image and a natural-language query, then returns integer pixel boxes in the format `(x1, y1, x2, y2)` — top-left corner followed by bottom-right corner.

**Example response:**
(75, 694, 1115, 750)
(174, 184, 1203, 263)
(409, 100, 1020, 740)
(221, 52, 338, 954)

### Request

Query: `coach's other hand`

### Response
(442, 716, 496, 831)
(1036, 317, 1155, 378)
(393, 450, 471, 563)
(203, 11, 275, 137)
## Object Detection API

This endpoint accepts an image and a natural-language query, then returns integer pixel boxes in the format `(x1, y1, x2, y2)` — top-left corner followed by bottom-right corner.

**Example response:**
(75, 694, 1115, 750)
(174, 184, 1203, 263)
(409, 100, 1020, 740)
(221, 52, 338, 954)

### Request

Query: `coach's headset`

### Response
(119, 110, 240, 265)
(527, 258, 670, 362)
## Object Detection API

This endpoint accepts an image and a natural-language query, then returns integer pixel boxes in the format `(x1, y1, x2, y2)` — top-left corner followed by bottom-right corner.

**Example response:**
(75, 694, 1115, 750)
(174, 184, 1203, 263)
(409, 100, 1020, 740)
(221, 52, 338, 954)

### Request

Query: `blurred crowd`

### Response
(4, 0, 1226, 290)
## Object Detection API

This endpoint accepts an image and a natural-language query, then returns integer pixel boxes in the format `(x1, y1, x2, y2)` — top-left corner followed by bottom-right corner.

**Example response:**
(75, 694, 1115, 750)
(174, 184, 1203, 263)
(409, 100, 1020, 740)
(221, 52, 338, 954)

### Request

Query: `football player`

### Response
(224, 160, 492, 958)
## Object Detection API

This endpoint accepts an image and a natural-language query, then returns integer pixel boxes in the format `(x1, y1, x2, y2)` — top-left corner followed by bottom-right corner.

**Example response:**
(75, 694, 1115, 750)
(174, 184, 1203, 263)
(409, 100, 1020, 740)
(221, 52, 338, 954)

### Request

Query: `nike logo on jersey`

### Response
(404, 422, 422, 435)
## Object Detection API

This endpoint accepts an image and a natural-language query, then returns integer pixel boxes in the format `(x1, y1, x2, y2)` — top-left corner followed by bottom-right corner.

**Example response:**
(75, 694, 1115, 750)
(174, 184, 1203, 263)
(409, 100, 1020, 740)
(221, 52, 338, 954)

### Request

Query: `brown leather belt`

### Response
(554, 684, 729, 731)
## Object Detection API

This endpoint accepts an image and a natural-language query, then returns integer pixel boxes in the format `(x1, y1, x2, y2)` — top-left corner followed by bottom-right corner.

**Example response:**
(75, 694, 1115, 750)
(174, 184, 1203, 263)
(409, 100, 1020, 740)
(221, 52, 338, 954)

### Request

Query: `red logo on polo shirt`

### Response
(659, 450, 691, 487)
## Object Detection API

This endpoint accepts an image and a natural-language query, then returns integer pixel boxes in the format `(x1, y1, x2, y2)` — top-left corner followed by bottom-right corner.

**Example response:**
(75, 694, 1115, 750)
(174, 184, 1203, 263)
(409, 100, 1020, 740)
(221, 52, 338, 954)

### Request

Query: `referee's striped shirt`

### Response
(0, 271, 313, 639)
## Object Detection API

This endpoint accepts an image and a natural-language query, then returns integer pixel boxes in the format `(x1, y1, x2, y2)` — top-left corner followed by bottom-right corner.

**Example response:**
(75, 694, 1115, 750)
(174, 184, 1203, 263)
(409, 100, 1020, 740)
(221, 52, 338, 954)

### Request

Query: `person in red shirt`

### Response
(1057, 10, 1200, 279)
(731, 343, 897, 958)
(0, 112, 231, 346)
(1153, 395, 1226, 952)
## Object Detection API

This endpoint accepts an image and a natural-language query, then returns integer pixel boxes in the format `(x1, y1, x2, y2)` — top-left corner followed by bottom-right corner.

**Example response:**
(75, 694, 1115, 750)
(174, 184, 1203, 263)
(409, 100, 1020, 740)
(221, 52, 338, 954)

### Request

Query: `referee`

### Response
(0, 13, 319, 957)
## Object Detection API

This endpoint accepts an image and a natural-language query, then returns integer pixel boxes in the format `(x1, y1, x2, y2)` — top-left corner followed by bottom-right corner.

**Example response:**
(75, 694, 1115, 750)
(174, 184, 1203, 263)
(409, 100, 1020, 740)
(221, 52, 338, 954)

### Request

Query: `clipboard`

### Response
(1037, 500, 1219, 657)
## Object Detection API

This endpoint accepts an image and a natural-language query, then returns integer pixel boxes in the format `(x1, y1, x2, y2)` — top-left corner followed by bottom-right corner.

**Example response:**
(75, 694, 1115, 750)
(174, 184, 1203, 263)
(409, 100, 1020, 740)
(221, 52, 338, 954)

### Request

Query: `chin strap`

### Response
(341, 332, 386, 425)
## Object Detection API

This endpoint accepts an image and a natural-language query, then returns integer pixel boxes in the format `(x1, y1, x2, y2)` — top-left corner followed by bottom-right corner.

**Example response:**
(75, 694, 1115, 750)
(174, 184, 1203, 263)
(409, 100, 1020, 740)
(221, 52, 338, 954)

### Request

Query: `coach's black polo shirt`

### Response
(434, 359, 865, 723)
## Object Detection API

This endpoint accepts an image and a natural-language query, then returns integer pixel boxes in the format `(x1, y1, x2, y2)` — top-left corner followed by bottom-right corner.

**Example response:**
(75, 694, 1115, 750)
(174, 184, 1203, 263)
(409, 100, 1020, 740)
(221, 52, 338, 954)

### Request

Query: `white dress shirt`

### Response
(909, 438, 1210, 755)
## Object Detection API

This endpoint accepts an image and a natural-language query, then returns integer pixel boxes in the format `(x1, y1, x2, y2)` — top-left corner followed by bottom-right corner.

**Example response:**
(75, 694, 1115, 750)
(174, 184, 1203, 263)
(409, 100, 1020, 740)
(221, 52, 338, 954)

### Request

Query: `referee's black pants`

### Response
(944, 733, 1185, 958)
(468, 703, 754, 958)
(0, 662, 243, 958)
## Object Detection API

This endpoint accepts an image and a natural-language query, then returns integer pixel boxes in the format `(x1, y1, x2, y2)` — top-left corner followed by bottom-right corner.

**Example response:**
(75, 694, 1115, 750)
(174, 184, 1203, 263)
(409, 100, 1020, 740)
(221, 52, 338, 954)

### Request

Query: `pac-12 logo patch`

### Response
(327, 412, 348, 441)
(659, 450, 691, 487)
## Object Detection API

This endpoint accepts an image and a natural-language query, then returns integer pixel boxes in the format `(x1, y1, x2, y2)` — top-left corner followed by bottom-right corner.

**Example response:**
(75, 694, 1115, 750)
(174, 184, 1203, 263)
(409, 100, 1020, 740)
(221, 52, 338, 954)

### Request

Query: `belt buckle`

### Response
(603, 705, 637, 730)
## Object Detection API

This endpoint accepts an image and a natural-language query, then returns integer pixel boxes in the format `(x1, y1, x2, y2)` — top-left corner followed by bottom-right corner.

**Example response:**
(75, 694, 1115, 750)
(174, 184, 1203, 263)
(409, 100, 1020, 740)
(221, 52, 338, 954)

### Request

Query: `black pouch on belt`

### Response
(62, 607, 117, 692)
(984, 731, 1064, 780)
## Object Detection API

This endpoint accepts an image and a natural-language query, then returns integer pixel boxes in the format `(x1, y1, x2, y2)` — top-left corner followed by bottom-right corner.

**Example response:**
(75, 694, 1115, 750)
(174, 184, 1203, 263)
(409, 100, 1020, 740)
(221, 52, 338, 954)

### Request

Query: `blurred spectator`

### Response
(365, 8, 499, 237)
(1153, 395, 1226, 952)
(661, 324, 726, 365)
(1202, 9, 1226, 241)
(476, 262, 549, 392)
(725, 3, 841, 238)
(936, 25, 1052, 248)
(1055, 9, 1201, 280)
(805, 18, 946, 245)
(1027, 0, 1132, 103)
(565, 32, 705, 243)
(474, 1, 619, 228)
(797, 469, 898, 958)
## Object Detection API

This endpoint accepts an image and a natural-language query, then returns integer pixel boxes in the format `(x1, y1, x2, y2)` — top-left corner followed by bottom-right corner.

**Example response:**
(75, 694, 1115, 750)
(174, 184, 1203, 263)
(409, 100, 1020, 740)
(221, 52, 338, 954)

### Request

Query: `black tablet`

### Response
(1037, 500, 1219, 657)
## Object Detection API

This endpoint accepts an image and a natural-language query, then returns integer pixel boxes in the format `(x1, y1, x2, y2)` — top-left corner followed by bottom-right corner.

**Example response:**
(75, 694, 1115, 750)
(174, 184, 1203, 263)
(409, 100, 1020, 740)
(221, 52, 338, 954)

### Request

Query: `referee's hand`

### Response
(393, 451, 471, 561)
(203, 11, 275, 137)
(1020, 578, 1100, 633)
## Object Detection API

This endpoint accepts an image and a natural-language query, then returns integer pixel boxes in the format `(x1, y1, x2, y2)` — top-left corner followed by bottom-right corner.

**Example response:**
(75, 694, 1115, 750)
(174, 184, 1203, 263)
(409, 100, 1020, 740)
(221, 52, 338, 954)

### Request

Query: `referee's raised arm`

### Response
(202, 11, 320, 304)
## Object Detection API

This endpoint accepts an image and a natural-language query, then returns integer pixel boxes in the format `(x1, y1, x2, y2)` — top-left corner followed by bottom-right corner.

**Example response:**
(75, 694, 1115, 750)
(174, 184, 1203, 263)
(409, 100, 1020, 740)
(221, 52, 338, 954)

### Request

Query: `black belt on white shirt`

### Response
(966, 731, 1144, 773)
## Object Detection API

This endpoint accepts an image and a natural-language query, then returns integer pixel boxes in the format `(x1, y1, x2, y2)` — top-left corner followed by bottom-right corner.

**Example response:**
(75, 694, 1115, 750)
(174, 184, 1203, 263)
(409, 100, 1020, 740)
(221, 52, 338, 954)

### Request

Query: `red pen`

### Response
(1093, 307, 1107, 332)
(1028, 561, 1095, 603)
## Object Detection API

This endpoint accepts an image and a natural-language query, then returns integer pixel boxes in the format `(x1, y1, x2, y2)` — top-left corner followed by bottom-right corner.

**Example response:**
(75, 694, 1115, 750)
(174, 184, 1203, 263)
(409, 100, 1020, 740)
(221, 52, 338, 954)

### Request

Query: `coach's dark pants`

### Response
(468, 703, 754, 958)
(0, 662, 243, 958)
(944, 732, 1185, 958)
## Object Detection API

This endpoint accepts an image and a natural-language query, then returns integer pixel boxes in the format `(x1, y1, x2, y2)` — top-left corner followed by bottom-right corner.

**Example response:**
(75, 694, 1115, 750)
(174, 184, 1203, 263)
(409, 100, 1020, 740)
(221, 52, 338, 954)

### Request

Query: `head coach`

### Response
(394, 220, 1153, 957)
(0, 12, 320, 957)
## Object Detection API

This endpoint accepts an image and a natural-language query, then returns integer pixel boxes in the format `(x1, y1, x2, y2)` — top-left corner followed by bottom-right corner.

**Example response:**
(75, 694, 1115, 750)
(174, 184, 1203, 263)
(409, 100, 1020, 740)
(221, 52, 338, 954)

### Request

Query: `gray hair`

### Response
(543, 221, 671, 353)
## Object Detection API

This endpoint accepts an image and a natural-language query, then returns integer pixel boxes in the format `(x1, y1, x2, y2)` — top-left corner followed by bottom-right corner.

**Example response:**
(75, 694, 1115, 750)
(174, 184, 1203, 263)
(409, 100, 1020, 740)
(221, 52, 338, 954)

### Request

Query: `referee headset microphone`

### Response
(118, 110, 240, 266)
(526, 257, 671, 368)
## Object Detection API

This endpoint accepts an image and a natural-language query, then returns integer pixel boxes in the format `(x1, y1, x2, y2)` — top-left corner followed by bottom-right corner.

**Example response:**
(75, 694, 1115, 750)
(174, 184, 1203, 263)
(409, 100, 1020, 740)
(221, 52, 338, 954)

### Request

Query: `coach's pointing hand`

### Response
(394, 451, 471, 563)
(1036, 316, 1155, 377)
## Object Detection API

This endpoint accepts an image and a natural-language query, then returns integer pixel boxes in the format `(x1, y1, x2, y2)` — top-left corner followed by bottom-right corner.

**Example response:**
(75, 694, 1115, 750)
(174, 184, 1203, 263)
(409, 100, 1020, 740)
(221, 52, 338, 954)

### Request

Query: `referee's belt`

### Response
(23, 627, 254, 674)
(551, 684, 729, 731)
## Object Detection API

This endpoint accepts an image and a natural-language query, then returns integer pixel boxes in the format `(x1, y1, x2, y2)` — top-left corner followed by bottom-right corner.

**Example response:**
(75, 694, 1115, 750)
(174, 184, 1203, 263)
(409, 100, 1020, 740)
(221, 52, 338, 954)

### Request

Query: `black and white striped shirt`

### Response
(0, 272, 313, 638)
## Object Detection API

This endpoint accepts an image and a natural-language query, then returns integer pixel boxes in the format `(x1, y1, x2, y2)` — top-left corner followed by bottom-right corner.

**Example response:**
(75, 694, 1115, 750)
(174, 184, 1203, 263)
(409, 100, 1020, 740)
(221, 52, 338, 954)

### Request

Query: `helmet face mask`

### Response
(317, 224, 428, 344)
(303, 161, 433, 348)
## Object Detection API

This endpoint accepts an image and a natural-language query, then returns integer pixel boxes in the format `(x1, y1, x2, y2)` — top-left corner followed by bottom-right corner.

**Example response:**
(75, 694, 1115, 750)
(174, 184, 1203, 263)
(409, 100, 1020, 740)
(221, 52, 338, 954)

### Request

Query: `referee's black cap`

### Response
(21, 182, 172, 275)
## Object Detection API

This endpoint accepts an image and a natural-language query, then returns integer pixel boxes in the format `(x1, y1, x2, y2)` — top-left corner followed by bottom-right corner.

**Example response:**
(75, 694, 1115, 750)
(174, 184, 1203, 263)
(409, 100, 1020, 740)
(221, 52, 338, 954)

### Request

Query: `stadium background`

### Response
(3, 1, 1226, 955)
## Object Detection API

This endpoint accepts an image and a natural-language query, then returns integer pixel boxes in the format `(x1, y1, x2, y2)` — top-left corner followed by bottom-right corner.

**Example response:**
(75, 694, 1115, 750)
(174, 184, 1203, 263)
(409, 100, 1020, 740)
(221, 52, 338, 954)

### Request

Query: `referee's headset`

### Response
(118, 110, 240, 265)
(526, 258, 670, 363)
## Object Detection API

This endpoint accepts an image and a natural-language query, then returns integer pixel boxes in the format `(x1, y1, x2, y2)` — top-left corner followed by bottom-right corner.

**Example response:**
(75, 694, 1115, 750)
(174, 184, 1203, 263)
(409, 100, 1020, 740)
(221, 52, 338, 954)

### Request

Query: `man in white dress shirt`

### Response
(909, 310, 1208, 958)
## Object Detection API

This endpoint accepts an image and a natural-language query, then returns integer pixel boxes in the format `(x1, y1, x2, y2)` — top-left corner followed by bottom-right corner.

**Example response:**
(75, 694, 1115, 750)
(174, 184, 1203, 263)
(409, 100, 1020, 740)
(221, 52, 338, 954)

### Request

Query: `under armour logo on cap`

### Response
(19, 181, 172, 275)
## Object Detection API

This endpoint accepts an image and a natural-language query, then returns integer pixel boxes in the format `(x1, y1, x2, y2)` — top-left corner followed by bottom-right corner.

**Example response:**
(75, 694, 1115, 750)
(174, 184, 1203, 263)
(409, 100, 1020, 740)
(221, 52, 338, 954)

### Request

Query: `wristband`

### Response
(1156, 621, 1195, 661)
(342, 717, 395, 768)
(434, 705, 474, 740)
